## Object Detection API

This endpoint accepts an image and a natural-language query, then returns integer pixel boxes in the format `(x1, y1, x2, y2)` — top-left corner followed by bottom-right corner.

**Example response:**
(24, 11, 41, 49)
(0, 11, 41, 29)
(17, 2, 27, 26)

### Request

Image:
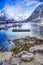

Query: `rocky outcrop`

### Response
(21, 53, 34, 62)
(0, 37, 43, 65)
(29, 44, 43, 53)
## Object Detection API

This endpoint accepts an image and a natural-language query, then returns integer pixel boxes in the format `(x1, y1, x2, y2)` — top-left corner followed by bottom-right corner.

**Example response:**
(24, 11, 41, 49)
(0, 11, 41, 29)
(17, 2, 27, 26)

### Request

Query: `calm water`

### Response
(0, 22, 43, 51)
(4, 22, 43, 39)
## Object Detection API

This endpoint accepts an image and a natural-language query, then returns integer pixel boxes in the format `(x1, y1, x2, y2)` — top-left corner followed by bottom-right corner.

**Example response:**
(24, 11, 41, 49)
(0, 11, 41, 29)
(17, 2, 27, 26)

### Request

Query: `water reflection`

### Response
(0, 22, 43, 40)
(6, 22, 42, 39)
(0, 22, 43, 51)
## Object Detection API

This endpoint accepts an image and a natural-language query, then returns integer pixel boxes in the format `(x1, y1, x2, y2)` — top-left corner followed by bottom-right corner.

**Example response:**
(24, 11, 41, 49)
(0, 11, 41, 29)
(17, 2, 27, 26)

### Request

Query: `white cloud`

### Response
(3, 0, 41, 21)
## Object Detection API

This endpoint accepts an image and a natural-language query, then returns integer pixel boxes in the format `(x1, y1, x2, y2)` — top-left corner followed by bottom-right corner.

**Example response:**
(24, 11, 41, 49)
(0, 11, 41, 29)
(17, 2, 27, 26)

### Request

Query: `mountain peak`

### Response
(24, 4, 43, 22)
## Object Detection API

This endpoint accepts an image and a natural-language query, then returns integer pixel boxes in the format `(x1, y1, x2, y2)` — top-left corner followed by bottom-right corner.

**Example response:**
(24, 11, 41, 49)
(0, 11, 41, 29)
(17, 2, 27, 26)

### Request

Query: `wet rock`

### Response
(29, 44, 43, 52)
(34, 53, 43, 64)
(21, 53, 34, 62)
(2, 61, 10, 65)
(11, 57, 21, 65)
(0, 52, 13, 65)
(19, 39, 25, 45)
(3, 57, 21, 65)
(17, 51, 28, 57)
(29, 40, 35, 44)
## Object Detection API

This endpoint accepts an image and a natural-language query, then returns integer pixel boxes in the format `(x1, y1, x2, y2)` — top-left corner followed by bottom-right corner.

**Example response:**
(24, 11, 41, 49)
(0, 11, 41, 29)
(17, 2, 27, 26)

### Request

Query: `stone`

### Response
(29, 44, 43, 52)
(19, 39, 25, 45)
(21, 53, 34, 62)
(34, 53, 43, 64)
(2, 61, 10, 65)
(29, 40, 35, 44)
(11, 57, 21, 65)
(0, 52, 13, 62)
(17, 51, 28, 57)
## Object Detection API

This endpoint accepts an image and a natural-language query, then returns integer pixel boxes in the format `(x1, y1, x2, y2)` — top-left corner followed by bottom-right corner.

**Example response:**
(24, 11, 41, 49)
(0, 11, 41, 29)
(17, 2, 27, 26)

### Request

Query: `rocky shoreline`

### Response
(0, 37, 43, 65)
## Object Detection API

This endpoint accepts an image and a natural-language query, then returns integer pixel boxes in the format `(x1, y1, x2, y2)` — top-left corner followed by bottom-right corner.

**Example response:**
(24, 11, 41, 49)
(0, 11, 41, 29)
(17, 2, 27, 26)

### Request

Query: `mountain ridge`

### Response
(23, 4, 43, 22)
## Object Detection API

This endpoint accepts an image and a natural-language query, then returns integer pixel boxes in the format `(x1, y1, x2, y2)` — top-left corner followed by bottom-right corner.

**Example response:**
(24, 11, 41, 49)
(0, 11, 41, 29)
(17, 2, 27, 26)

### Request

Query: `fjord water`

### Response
(5, 22, 43, 39)
(0, 22, 43, 51)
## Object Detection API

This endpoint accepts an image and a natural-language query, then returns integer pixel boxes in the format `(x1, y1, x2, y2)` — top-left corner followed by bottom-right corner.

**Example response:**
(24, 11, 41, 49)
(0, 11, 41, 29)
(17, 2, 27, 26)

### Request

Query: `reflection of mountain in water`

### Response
(0, 4, 43, 51)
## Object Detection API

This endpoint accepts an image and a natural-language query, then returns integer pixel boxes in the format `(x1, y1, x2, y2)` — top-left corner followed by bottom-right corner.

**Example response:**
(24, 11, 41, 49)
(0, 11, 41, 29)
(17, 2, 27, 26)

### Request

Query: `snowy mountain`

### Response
(0, 4, 43, 23)
(24, 4, 43, 22)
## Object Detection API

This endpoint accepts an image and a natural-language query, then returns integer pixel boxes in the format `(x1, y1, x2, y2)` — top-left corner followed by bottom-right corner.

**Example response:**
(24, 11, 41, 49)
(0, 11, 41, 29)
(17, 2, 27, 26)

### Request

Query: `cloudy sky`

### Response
(0, 0, 43, 20)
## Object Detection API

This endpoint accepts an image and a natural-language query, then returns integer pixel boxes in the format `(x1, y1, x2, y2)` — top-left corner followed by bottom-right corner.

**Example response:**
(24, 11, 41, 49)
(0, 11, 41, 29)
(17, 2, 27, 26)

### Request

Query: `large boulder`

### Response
(21, 53, 34, 62)
(11, 57, 21, 65)
(34, 53, 43, 64)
